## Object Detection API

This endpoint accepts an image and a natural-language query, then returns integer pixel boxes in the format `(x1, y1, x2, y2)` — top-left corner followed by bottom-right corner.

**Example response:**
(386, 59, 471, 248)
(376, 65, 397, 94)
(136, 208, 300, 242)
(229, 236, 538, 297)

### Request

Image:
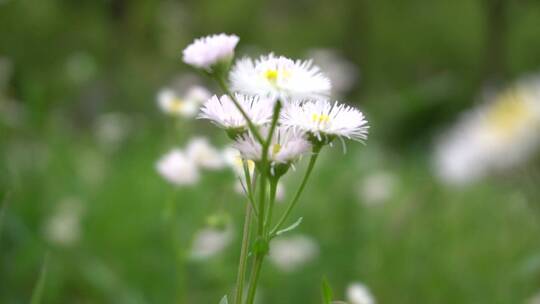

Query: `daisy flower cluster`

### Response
(434, 75, 540, 185)
(177, 33, 369, 304)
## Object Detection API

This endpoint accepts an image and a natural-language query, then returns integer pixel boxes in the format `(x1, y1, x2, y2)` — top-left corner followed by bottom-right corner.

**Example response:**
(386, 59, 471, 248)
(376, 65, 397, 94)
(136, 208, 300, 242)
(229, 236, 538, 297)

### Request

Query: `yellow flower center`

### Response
(311, 113, 330, 124)
(263, 69, 290, 85)
(170, 98, 186, 112)
(271, 143, 282, 156)
(485, 90, 533, 138)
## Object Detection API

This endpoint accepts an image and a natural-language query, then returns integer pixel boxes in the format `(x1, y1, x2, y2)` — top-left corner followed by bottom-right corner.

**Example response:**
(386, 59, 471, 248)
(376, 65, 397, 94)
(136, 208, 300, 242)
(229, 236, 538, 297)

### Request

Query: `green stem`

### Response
(264, 178, 279, 235)
(245, 254, 264, 304)
(233, 202, 252, 304)
(216, 76, 264, 143)
(270, 145, 322, 236)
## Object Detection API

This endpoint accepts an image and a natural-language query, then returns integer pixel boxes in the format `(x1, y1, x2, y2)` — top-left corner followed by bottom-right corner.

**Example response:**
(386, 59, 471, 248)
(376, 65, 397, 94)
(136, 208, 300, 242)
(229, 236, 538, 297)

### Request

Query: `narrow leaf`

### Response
(321, 277, 334, 304)
(219, 295, 228, 304)
(275, 217, 303, 236)
(30, 253, 49, 304)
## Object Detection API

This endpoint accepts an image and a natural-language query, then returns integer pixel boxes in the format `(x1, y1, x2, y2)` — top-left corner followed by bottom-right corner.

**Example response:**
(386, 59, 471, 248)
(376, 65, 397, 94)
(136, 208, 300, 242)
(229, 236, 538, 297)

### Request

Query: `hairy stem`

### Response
(234, 202, 252, 304)
(245, 254, 264, 304)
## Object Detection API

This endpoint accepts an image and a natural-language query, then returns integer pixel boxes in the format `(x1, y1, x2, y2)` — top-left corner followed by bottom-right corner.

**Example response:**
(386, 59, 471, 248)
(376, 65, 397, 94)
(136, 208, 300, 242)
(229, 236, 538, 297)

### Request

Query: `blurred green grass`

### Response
(2, 0, 540, 303)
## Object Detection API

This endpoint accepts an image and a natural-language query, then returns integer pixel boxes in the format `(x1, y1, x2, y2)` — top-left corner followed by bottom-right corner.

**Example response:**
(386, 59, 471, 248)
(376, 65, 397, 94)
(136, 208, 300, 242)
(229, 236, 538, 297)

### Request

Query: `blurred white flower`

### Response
(346, 282, 376, 304)
(156, 149, 200, 186)
(230, 54, 331, 101)
(269, 234, 318, 272)
(528, 291, 540, 304)
(223, 146, 255, 178)
(44, 197, 84, 247)
(94, 113, 132, 152)
(76, 149, 107, 188)
(64, 52, 97, 85)
(199, 94, 274, 130)
(182, 33, 239, 71)
(157, 85, 211, 118)
(434, 75, 540, 185)
(233, 127, 311, 165)
(190, 225, 234, 260)
(185, 137, 225, 170)
(281, 99, 369, 143)
(308, 49, 359, 95)
(357, 171, 397, 205)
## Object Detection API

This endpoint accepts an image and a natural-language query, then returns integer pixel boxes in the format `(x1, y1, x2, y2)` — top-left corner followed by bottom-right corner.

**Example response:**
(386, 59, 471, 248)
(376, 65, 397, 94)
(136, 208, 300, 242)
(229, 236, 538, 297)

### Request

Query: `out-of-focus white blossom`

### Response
(44, 197, 84, 247)
(185, 137, 225, 170)
(199, 94, 274, 130)
(157, 85, 211, 118)
(268, 234, 318, 272)
(434, 76, 540, 185)
(347, 282, 376, 304)
(233, 127, 311, 165)
(156, 149, 200, 186)
(230, 54, 331, 101)
(94, 113, 132, 152)
(223, 146, 255, 178)
(308, 49, 359, 95)
(528, 291, 540, 304)
(281, 99, 368, 143)
(190, 225, 234, 260)
(182, 33, 239, 71)
(357, 171, 397, 205)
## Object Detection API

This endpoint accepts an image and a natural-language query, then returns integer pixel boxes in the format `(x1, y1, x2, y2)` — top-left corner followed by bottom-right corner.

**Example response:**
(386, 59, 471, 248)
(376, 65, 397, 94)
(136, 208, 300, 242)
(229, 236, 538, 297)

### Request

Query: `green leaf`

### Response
(30, 253, 49, 304)
(275, 217, 303, 236)
(321, 277, 334, 304)
(219, 295, 228, 304)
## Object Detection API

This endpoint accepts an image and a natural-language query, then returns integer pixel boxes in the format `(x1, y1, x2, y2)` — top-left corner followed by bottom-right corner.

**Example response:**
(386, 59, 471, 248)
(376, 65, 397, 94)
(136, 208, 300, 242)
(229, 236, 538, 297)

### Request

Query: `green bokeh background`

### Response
(1, 0, 540, 303)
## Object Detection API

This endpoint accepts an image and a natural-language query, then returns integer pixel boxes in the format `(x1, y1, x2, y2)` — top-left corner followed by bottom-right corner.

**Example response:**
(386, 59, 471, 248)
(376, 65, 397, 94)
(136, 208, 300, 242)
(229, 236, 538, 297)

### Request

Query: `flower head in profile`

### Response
(157, 85, 211, 118)
(182, 33, 239, 71)
(281, 99, 369, 144)
(156, 149, 199, 186)
(233, 127, 311, 167)
(199, 94, 274, 131)
(230, 54, 331, 101)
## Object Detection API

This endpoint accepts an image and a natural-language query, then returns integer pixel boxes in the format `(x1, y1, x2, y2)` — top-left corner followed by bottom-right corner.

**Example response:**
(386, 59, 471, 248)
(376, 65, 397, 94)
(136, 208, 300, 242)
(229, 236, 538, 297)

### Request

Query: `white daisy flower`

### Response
(233, 126, 311, 165)
(182, 33, 239, 71)
(185, 137, 225, 170)
(156, 149, 200, 186)
(281, 99, 369, 143)
(230, 53, 331, 101)
(434, 75, 540, 185)
(268, 234, 318, 272)
(157, 85, 211, 118)
(347, 282, 376, 304)
(199, 94, 274, 130)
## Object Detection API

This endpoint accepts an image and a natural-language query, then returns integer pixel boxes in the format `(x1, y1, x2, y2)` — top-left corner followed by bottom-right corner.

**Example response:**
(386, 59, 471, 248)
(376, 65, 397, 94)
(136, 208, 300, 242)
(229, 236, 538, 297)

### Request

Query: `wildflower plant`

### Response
(181, 33, 369, 304)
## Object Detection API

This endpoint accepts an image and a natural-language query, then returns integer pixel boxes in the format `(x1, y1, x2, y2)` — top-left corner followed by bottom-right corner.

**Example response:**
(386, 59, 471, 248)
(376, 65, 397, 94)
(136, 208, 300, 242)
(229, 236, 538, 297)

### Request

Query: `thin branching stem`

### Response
(270, 145, 322, 236)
